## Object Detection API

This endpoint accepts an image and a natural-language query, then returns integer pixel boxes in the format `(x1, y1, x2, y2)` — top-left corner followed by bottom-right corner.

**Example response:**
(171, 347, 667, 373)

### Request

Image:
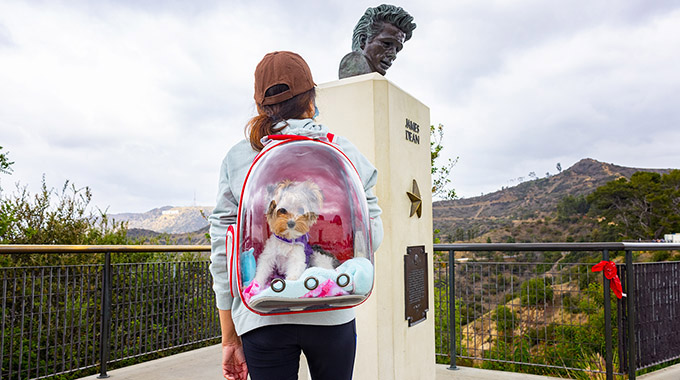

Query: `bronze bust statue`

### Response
(339, 4, 416, 79)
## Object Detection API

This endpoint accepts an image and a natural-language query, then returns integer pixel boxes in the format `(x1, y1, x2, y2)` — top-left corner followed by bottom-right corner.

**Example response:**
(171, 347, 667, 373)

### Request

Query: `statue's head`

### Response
(350, 4, 416, 75)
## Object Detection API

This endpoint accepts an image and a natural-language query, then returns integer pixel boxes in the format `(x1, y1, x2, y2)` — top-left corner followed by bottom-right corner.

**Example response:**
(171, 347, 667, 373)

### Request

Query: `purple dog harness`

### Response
(272, 233, 313, 279)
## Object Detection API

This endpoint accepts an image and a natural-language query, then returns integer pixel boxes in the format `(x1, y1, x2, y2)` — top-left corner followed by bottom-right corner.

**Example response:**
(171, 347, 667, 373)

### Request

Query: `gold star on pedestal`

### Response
(407, 179, 422, 218)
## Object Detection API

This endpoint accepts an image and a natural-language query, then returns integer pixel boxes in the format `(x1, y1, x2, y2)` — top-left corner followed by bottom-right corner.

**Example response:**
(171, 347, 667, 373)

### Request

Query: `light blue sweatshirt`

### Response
(208, 118, 383, 336)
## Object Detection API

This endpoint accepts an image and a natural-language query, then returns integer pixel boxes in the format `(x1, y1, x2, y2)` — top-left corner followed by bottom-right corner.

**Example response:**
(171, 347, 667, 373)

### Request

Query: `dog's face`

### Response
(266, 180, 323, 240)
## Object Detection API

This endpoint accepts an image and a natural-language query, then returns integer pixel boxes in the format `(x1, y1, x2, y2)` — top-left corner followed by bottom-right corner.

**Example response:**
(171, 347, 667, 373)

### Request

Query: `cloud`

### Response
(431, 5, 680, 198)
(1, 0, 679, 210)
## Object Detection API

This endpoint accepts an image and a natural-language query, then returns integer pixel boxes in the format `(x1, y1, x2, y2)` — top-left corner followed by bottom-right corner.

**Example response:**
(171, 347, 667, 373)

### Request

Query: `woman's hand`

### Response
(219, 309, 248, 380)
(222, 339, 248, 380)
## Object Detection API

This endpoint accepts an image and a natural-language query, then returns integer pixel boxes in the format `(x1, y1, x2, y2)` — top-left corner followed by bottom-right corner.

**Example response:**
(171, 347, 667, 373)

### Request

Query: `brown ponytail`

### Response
(245, 85, 316, 151)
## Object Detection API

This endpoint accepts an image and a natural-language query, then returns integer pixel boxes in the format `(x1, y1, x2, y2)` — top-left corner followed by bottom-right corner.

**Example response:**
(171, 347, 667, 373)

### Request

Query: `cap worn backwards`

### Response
(254, 51, 316, 106)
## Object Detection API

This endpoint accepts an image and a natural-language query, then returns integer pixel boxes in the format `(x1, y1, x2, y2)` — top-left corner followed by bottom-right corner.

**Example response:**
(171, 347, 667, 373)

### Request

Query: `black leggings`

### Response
(241, 320, 356, 380)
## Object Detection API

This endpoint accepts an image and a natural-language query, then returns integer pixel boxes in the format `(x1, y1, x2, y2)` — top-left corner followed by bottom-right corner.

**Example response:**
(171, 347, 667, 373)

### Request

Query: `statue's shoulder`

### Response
(339, 51, 372, 79)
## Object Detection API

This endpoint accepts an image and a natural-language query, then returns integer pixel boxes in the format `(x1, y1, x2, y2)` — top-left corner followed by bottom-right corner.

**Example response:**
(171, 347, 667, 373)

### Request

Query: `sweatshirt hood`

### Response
(262, 119, 330, 144)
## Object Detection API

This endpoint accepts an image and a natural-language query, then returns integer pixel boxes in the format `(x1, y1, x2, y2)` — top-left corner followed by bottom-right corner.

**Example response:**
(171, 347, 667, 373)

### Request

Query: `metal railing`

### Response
(0, 245, 217, 380)
(433, 242, 680, 380)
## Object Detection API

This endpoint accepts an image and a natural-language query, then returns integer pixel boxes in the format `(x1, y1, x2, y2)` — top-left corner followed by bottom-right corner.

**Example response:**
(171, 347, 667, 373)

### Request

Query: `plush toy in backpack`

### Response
(250, 180, 337, 290)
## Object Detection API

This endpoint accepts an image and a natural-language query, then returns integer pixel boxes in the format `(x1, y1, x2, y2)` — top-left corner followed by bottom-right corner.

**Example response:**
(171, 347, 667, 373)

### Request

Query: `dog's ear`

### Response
(267, 180, 292, 199)
(266, 184, 277, 199)
(302, 181, 323, 213)
(266, 200, 277, 217)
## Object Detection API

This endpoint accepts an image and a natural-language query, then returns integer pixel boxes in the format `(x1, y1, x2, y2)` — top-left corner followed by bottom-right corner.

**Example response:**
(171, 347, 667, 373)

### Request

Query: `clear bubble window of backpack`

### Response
(228, 135, 375, 315)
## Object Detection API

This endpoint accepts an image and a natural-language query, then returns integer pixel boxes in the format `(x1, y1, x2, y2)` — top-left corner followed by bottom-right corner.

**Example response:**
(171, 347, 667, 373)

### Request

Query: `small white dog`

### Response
(252, 180, 336, 287)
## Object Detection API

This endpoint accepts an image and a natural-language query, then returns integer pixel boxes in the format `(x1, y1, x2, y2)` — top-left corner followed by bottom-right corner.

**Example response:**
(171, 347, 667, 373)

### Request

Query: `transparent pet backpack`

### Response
(227, 134, 374, 315)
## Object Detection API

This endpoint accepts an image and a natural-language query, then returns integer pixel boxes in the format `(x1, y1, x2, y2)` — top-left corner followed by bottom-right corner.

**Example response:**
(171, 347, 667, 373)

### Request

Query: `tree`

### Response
(588, 170, 680, 240)
(0, 146, 13, 176)
(431, 124, 458, 200)
(556, 194, 590, 222)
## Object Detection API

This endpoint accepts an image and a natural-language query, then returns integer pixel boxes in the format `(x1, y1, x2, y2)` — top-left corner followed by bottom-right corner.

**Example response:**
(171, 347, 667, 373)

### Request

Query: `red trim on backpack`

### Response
(226, 224, 235, 298)
(267, 134, 313, 141)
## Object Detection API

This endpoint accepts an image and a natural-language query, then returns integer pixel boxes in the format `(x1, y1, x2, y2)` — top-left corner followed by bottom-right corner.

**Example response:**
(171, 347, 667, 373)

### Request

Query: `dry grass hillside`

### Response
(434, 158, 673, 242)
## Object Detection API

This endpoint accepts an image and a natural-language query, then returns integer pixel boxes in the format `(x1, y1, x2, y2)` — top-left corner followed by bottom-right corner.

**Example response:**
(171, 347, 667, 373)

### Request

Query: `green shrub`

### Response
(526, 323, 557, 346)
(520, 277, 554, 306)
(652, 251, 671, 262)
(493, 305, 518, 334)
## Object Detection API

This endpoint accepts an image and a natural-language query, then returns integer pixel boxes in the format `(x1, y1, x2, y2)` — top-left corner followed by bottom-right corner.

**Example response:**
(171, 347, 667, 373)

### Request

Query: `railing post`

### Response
(448, 249, 458, 370)
(626, 249, 636, 380)
(98, 252, 112, 379)
(603, 249, 613, 380)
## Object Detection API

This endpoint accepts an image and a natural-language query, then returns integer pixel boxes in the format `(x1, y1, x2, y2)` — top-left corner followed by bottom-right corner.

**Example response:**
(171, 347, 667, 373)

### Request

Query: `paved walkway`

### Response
(76, 344, 680, 380)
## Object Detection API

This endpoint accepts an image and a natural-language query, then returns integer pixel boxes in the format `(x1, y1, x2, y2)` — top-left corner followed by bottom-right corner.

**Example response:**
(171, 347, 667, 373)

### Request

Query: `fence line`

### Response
(0, 245, 217, 380)
(433, 242, 680, 380)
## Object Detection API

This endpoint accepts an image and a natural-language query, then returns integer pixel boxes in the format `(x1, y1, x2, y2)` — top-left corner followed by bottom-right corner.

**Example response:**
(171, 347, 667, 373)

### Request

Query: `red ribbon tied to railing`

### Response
(591, 260, 625, 299)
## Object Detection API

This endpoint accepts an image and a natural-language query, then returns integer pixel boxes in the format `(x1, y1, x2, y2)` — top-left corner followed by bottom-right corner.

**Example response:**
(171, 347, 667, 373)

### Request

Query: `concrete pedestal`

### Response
(314, 73, 435, 380)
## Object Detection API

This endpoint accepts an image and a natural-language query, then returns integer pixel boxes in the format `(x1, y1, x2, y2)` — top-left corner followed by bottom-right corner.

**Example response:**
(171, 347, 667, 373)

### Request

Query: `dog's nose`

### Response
(287, 220, 296, 229)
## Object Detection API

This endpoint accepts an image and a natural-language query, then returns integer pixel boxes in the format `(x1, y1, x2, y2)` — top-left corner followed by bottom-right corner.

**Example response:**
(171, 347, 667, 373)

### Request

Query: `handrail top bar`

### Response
(0, 244, 212, 254)
(433, 242, 680, 252)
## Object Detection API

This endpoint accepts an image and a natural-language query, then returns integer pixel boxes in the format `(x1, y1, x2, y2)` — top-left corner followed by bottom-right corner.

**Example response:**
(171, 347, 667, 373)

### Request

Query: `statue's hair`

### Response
(351, 4, 416, 51)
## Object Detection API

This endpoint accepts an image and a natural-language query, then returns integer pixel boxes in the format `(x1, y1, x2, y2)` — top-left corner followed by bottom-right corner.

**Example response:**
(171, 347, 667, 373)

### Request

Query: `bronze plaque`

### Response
(404, 245, 429, 326)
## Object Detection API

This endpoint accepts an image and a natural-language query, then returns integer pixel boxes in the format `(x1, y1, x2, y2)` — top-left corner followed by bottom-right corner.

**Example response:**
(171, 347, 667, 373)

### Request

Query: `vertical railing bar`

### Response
(18, 270, 28, 379)
(162, 261, 167, 351)
(182, 260, 188, 344)
(139, 263, 146, 354)
(168, 260, 174, 349)
(76, 265, 85, 370)
(603, 249, 613, 380)
(116, 263, 123, 359)
(139, 263, 145, 355)
(200, 261, 206, 339)
(171, 261, 178, 348)
(176, 261, 182, 346)
(90, 265, 98, 368)
(462, 262, 467, 358)
(170, 260, 175, 348)
(194, 261, 201, 339)
(542, 257, 547, 362)
(176, 260, 182, 346)
(448, 249, 458, 370)
(618, 264, 625, 375)
(436, 251, 451, 354)
(28, 268, 37, 378)
(115, 263, 122, 359)
(61, 267, 69, 373)
(0, 273, 7, 380)
(142, 262, 149, 354)
(185, 260, 191, 344)
(162, 259, 167, 350)
(145, 262, 151, 353)
(9, 270, 17, 379)
(128, 263, 135, 358)
(154, 261, 160, 351)
(98, 252, 111, 378)
(626, 249, 636, 380)
(36, 268, 45, 378)
(49, 266, 57, 377)
(134, 263, 142, 357)
(153, 261, 159, 352)
(190, 261, 197, 341)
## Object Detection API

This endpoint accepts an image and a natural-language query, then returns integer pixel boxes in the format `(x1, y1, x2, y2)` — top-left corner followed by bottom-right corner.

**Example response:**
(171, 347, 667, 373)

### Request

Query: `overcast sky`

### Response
(1, 0, 679, 213)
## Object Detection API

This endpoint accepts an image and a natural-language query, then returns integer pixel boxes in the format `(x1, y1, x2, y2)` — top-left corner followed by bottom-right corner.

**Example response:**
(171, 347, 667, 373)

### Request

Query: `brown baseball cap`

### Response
(254, 51, 316, 106)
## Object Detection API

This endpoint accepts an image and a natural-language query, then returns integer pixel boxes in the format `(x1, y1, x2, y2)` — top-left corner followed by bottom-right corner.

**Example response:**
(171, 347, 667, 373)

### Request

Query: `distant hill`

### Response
(433, 158, 674, 241)
(111, 206, 212, 234)
(126, 226, 210, 245)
